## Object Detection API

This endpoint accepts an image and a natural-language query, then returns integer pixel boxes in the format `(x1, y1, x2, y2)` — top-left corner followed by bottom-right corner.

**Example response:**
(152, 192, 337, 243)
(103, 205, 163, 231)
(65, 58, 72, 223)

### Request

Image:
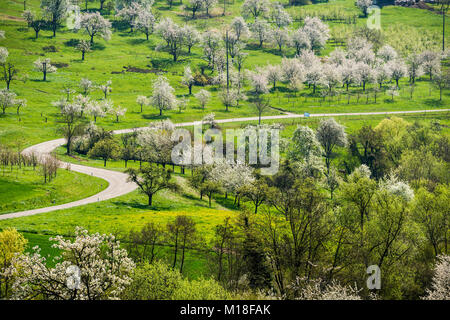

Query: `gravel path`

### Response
(1, 108, 448, 220)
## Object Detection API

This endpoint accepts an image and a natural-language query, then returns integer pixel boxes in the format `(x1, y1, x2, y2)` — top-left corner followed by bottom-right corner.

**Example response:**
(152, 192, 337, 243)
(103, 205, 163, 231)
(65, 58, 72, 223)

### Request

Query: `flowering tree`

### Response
(290, 28, 311, 56)
(420, 51, 441, 80)
(265, 64, 281, 90)
(377, 45, 398, 62)
(116, 2, 143, 32)
(316, 118, 347, 174)
(189, 0, 204, 18)
(58, 102, 84, 155)
(6, 227, 135, 300)
(230, 16, 250, 41)
(272, 27, 289, 53)
(136, 95, 150, 113)
(203, 0, 218, 17)
(423, 255, 450, 300)
(40, 0, 69, 37)
(250, 19, 272, 48)
(33, 58, 57, 81)
(242, 0, 270, 21)
(271, 3, 292, 28)
(155, 18, 185, 61)
(110, 105, 126, 122)
(98, 80, 112, 99)
(0, 88, 17, 114)
(406, 53, 424, 84)
(76, 40, 91, 61)
(133, 9, 155, 40)
(195, 89, 211, 110)
(182, 25, 201, 53)
(388, 59, 407, 87)
(182, 66, 195, 95)
(356, 0, 373, 17)
(79, 77, 93, 96)
(86, 101, 105, 123)
(248, 70, 269, 96)
(302, 16, 329, 52)
(150, 76, 177, 116)
(79, 12, 112, 44)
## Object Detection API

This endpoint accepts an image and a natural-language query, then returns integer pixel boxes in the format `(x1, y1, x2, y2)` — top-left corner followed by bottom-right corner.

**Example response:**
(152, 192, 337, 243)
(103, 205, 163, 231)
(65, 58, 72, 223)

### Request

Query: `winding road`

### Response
(0, 109, 448, 221)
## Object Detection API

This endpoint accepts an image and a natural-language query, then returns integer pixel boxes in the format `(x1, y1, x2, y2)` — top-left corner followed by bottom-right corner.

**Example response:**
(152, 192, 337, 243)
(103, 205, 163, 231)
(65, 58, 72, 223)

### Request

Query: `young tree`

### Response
(150, 76, 178, 116)
(40, 0, 69, 37)
(195, 89, 211, 110)
(155, 18, 185, 62)
(98, 80, 112, 99)
(126, 165, 178, 206)
(76, 40, 91, 61)
(110, 105, 127, 122)
(136, 95, 150, 113)
(316, 118, 347, 174)
(15, 98, 26, 116)
(265, 64, 281, 90)
(79, 78, 93, 96)
(33, 58, 57, 81)
(167, 215, 197, 273)
(248, 70, 269, 96)
(6, 227, 135, 300)
(432, 70, 450, 101)
(182, 66, 195, 95)
(88, 138, 120, 166)
(86, 101, 105, 122)
(79, 12, 112, 45)
(220, 88, 239, 111)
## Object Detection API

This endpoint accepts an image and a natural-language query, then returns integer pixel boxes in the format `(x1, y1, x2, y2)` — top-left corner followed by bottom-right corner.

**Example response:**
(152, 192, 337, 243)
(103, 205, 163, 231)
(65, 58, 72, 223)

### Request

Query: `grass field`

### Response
(0, 165, 107, 214)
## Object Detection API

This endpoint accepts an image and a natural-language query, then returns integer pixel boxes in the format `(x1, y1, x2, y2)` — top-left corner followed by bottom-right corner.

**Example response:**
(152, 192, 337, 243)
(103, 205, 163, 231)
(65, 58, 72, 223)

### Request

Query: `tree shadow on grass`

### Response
(111, 199, 174, 211)
(141, 114, 169, 120)
(127, 38, 148, 46)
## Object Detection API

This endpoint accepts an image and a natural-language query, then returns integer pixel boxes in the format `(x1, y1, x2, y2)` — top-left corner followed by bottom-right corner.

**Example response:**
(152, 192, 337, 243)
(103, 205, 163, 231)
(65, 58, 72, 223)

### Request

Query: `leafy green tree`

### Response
(126, 165, 178, 206)
(88, 138, 120, 166)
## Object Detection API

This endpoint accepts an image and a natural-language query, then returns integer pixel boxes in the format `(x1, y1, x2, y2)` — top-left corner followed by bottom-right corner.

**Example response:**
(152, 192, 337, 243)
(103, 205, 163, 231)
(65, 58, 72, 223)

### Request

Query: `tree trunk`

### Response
(148, 194, 153, 206)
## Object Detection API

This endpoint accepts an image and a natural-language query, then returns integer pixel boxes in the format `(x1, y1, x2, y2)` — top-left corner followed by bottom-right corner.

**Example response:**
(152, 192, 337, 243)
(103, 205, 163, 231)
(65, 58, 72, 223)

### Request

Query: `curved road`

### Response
(0, 109, 448, 220)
